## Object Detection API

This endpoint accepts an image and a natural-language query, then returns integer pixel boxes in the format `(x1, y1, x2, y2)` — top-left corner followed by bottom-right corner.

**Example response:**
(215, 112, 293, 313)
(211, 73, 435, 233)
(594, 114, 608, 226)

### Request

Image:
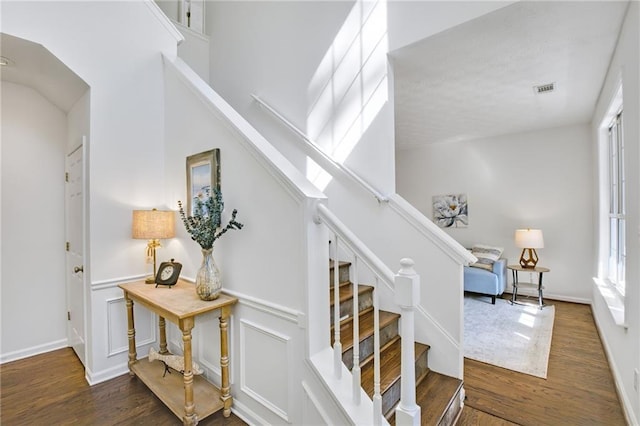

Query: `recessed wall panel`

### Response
(107, 297, 155, 357)
(240, 319, 291, 421)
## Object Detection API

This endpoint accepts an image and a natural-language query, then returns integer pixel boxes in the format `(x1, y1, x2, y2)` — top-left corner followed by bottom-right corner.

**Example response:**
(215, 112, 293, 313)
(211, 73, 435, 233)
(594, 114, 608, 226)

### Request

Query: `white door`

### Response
(66, 140, 86, 365)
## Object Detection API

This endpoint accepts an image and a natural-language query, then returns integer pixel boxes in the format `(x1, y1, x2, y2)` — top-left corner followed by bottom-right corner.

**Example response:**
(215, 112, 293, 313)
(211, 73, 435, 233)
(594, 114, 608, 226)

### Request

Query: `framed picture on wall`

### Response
(433, 193, 468, 228)
(186, 149, 221, 216)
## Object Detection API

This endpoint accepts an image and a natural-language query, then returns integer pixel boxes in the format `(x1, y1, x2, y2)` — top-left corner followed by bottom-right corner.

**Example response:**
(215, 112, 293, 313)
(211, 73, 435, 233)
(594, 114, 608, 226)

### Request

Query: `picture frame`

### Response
(432, 193, 468, 228)
(186, 149, 221, 216)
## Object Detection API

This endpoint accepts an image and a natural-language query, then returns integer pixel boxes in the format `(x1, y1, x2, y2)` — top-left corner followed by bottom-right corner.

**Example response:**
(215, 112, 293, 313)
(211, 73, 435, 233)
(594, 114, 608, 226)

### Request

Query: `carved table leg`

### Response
(220, 306, 233, 417)
(125, 293, 137, 376)
(180, 317, 197, 426)
(159, 316, 168, 354)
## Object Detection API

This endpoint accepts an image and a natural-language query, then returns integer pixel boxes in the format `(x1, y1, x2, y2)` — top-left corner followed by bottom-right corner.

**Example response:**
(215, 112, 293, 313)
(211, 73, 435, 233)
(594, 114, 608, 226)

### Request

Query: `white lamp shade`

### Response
(515, 229, 544, 249)
(132, 209, 176, 239)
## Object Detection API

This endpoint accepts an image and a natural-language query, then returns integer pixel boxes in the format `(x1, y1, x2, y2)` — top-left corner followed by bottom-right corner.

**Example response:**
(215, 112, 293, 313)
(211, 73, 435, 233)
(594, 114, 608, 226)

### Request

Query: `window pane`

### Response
(607, 110, 625, 293)
(618, 218, 625, 287)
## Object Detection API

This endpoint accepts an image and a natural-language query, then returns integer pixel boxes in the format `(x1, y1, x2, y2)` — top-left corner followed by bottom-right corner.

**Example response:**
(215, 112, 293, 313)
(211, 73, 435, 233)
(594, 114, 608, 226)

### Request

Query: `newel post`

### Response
(394, 258, 421, 426)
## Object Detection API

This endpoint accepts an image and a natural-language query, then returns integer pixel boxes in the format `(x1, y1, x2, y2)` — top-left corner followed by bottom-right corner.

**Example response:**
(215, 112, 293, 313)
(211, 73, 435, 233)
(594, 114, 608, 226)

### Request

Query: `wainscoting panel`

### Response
(162, 309, 228, 387)
(240, 319, 292, 422)
(106, 296, 155, 357)
(197, 310, 225, 380)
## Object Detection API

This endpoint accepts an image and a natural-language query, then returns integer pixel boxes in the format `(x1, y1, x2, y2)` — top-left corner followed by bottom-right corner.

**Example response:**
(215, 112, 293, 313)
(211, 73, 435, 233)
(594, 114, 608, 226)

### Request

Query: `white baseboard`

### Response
(591, 302, 639, 426)
(229, 398, 270, 425)
(85, 363, 130, 386)
(503, 290, 591, 305)
(0, 338, 68, 364)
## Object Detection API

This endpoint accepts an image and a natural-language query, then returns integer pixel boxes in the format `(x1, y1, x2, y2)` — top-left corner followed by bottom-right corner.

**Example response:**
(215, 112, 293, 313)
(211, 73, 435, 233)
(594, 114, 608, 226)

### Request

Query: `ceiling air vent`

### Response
(534, 82, 555, 94)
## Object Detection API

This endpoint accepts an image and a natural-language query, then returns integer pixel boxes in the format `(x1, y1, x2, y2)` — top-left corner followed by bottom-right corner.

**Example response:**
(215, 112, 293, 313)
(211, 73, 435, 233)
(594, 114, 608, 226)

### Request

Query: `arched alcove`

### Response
(1, 32, 90, 365)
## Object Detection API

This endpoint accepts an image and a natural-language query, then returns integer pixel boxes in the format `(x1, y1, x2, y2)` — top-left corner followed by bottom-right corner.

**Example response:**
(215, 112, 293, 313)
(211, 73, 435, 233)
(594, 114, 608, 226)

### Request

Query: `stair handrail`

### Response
(251, 94, 389, 203)
(315, 202, 420, 425)
(316, 203, 394, 285)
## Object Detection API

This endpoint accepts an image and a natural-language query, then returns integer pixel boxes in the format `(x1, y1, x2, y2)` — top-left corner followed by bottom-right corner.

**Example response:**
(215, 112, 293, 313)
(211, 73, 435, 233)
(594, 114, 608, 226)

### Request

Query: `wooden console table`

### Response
(119, 279, 237, 425)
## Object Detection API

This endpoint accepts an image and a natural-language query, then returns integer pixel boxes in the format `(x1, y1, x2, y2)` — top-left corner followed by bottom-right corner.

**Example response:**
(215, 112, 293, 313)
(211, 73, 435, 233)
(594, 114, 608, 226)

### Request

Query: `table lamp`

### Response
(515, 228, 544, 269)
(132, 209, 176, 283)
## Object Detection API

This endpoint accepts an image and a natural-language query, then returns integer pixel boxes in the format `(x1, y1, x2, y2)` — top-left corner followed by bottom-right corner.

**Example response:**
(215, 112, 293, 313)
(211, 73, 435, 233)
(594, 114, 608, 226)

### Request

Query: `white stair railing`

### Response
(394, 260, 422, 425)
(332, 245, 343, 379)
(315, 202, 420, 425)
(351, 255, 361, 404)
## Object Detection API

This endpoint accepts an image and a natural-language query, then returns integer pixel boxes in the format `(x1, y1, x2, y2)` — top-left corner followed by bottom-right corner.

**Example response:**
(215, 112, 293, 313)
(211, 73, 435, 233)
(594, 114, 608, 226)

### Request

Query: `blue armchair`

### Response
(464, 258, 507, 304)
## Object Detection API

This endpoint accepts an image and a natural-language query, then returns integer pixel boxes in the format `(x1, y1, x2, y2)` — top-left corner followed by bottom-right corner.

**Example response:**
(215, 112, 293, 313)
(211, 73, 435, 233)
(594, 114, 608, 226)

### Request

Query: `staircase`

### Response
(330, 261, 464, 425)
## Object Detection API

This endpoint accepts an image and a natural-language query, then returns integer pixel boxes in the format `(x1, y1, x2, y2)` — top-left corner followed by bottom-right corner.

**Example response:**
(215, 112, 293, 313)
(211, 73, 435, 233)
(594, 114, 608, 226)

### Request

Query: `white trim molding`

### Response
(0, 339, 68, 364)
(143, 0, 185, 45)
(593, 277, 627, 328)
(239, 319, 292, 423)
(106, 296, 156, 357)
(91, 274, 146, 291)
(591, 301, 638, 426)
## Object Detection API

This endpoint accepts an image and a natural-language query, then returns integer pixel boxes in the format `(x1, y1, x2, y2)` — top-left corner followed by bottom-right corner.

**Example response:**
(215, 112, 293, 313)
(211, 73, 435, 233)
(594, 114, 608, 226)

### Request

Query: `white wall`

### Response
(206, 1, 514, 200)
(2, 1, 181, 381)
(175, 22, 210, 83)
(67, 91, 90, 153)
(206, 0, 397, 195)
(155, 0, 180, 22)
(162, 57, 336, 425)
(397, 124, 594, 302)
(386, 1, 515, 52)
(591, 2, 640, 424)
(204, 0, 518, 381)
(1, 82, 68, 361)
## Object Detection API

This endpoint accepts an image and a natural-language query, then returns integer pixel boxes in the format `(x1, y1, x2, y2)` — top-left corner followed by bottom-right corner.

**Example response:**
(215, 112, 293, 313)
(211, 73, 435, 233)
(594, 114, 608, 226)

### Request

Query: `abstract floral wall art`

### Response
(433, 194, 468, 228)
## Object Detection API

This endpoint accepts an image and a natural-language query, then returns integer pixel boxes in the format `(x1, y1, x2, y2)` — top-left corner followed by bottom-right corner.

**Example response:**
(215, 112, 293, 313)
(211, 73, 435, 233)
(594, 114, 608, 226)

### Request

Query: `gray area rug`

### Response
(464, 294, 555, 378)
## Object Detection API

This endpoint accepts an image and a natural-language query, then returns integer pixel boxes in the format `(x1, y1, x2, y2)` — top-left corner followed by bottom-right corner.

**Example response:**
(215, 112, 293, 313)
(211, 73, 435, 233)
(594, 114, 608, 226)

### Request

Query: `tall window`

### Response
(608, 110, 625, 294)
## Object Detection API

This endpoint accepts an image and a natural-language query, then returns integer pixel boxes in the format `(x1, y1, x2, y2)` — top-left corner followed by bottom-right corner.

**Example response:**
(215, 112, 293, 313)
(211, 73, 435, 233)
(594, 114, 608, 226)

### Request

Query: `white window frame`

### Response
(607, 110, 625, 295)
(594, 83, 626, 327)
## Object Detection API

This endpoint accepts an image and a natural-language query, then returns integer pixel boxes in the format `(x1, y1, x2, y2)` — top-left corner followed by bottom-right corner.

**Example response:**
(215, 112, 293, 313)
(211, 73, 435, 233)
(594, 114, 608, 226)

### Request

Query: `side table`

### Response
(507, 265, 550, 309)
(119, 279, 237, 425)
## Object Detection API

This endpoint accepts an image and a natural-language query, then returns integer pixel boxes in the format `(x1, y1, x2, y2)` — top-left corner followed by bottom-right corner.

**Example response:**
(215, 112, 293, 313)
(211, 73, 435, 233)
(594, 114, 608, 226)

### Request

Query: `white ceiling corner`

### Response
(1, 33, 89, 113)
(391, 1, 629, 150)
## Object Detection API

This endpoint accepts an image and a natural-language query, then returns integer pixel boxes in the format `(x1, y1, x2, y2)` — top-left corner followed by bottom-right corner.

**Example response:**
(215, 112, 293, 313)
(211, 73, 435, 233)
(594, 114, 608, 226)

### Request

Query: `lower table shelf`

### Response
(131, 357, 224, 420)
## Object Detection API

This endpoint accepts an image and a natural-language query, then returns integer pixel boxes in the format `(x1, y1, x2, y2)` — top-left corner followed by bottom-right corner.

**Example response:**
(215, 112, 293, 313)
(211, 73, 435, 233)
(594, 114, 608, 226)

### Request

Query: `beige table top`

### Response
(119, 279, 237, 324)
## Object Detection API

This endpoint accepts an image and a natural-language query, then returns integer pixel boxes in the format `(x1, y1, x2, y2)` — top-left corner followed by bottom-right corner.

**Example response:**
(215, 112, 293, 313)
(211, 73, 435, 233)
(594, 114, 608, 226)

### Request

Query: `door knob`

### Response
(74, 266, 84, 273)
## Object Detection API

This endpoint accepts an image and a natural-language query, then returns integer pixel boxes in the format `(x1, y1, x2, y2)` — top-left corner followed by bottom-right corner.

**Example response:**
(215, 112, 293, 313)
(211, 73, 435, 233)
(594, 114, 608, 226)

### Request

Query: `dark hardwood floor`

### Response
(0, 348, 246, 425)
(459, 298, 627, 425)
(1, 299, 626, 425)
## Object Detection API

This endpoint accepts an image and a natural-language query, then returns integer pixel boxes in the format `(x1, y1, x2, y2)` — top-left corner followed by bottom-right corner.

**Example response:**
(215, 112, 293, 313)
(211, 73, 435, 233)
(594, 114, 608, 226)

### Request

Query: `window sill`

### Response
(593, 277, 628, 328)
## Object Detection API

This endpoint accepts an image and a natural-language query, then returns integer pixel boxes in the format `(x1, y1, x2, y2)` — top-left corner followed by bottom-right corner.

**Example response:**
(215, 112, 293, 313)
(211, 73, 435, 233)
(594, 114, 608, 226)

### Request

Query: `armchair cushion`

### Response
(470, 244, 504, 271)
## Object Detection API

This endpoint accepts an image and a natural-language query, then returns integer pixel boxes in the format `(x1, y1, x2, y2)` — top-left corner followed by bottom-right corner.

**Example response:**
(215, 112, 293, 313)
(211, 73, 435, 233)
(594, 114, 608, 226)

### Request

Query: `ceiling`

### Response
(1, 33, 88, 112)
(391, 1, 629, 149)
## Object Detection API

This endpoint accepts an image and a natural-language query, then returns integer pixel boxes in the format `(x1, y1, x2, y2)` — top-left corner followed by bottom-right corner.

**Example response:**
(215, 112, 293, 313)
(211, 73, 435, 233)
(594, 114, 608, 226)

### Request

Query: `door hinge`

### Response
(66, 242, 70, 251)
(67, 311, 71, 321)
(65, 172, 69, 182)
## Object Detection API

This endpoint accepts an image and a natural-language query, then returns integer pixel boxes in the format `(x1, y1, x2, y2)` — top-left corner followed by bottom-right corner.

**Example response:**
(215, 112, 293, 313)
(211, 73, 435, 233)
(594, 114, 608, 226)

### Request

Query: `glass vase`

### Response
(196, 248, 222, 301)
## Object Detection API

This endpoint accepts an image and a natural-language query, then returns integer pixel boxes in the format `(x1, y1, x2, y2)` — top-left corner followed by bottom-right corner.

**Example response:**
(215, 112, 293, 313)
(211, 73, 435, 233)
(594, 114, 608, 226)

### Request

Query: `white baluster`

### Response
(394, 258, 421, 426)
(372, 277, 382, 426)
(352, 256, 361, 404)
(333, 234, 342, 379)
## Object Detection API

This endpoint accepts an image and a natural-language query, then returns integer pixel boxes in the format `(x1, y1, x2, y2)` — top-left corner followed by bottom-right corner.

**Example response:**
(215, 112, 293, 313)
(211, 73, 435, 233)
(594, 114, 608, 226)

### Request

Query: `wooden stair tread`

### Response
(416, 371, 463, 426)
(325, 260, 461, 425)
(330, 309, 399, 350)
(360, 338, 430, 396)
(330, 284, 374, 306)
(329, 260, 351, 269)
